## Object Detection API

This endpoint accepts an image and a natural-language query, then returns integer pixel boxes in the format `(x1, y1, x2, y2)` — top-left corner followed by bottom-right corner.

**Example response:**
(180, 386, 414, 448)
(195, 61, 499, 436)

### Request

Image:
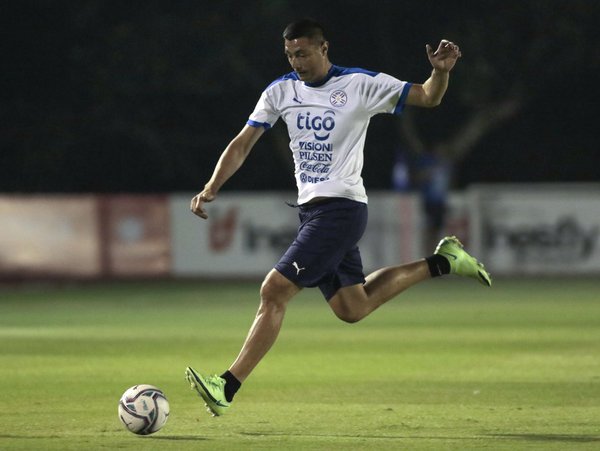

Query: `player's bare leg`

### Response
(328, 236, 491, 323)
(228, 269, 301, 382)
(328, 260, 430, 323)
(186, 269, 300, 415)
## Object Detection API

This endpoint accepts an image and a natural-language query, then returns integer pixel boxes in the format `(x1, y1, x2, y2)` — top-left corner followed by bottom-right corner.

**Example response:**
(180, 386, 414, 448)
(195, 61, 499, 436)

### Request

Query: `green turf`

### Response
(1, 278, 600, 450)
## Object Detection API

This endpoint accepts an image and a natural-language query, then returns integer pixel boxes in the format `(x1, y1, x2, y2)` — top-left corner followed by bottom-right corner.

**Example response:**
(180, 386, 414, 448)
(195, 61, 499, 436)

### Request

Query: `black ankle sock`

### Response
(425, 254, 451, 277)
(220, 370, 241, 402)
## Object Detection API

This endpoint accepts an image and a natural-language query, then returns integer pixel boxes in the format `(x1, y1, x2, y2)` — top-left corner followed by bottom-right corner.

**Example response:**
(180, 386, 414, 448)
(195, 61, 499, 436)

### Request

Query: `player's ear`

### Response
(321, 41, 329, 55)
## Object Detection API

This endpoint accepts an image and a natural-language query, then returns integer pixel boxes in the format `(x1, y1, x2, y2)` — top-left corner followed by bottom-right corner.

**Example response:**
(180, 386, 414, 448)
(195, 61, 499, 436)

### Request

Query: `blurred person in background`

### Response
(415, 147, 452, 252)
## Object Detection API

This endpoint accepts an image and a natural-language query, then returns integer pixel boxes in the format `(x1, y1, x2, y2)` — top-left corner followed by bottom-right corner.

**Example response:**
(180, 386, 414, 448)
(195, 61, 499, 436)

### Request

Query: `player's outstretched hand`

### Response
(190, 189, 215, 219)
(426, 39, 462, 73)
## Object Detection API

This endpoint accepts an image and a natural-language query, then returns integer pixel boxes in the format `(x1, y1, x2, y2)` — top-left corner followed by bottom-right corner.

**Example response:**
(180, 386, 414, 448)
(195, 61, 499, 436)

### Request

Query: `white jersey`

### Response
(248, 65, 412, 205)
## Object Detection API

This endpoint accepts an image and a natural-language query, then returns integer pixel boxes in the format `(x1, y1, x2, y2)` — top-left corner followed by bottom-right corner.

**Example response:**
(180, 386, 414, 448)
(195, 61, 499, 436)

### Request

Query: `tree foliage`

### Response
(2, 1, 598, 192)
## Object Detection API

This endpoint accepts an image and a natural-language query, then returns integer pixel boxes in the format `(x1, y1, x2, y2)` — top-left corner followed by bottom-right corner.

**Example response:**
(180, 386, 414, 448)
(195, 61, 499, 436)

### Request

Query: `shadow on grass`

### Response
(151, 435, 210, 441)
(488, 433, 600, 443)
(0, 435, 61, 440)
(0, 434, 209, 442)
(241, 432, 469, 441)
(241, 432, 600, 443)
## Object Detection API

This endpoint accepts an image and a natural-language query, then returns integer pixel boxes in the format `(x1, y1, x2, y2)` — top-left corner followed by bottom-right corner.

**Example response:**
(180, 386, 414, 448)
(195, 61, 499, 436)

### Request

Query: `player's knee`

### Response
(259, 278, 277, 305)
(330, 301, 364, 324)
(329, 290, 367, 323)
(334, 309, 364, 324)
(259, 272, 293, 311)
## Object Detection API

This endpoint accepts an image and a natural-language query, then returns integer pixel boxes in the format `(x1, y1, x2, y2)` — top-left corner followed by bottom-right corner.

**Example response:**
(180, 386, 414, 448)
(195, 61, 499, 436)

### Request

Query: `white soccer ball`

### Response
(118, 384, 170, 435)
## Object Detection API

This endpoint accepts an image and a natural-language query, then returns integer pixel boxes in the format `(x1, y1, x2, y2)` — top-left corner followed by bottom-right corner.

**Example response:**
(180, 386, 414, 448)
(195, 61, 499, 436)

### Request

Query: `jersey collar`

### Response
(304, 64, 341, 88)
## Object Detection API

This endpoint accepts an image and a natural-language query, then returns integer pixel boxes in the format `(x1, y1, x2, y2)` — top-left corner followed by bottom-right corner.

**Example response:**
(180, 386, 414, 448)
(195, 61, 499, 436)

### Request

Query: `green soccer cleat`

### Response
(434, 236, 492, 287)
(185, 367, 230, 416)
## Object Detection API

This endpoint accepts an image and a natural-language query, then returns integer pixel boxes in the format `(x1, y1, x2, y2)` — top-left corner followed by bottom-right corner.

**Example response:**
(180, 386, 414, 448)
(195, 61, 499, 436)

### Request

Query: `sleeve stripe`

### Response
(393, 82, 413, 115)
(247, 119, 272, 130)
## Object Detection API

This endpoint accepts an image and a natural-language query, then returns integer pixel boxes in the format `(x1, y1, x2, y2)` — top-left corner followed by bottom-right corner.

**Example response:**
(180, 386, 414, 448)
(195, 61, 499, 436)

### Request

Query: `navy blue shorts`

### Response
(274, 198, 368, 300)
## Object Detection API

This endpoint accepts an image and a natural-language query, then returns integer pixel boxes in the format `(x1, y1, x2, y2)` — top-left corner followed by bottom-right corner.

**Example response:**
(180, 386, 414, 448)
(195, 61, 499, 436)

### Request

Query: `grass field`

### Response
(1, 277, 600, 450)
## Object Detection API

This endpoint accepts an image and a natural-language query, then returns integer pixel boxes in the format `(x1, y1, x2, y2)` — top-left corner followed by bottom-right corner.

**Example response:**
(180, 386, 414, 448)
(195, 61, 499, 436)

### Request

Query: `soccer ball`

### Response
(118, 384, 170, 435)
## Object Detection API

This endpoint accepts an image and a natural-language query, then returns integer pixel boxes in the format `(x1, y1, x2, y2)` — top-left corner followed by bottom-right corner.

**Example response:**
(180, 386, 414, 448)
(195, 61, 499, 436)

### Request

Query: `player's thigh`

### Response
(317, 244, 366, 300)
(275, 199, 367, 288)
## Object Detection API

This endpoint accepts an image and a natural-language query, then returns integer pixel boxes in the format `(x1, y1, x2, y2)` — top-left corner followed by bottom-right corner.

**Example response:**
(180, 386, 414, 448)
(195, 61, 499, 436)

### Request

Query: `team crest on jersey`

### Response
(329, 90, 347, 107)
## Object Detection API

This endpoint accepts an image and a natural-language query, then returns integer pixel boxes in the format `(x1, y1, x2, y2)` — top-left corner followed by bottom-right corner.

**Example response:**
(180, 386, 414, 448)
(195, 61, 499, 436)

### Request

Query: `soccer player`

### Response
(186, 19, 491, 416)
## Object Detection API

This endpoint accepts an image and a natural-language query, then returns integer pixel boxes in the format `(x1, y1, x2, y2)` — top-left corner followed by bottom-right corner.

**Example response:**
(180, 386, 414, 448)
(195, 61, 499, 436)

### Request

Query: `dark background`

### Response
(2, 0, 597, 193)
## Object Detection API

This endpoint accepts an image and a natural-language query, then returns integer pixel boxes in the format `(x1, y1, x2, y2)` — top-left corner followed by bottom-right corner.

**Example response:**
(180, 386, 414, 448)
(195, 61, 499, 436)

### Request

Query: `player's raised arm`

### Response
(406, 39, 462, 108)
(190, 124, 265, 219)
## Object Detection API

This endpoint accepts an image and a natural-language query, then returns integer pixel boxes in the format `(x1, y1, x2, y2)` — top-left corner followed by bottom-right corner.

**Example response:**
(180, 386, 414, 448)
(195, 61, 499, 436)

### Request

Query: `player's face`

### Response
(284, 37, 330, 83)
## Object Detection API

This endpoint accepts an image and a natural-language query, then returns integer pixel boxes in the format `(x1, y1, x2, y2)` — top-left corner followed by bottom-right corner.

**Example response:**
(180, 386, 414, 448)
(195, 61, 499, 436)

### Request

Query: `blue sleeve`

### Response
(393, 83, 413, 115)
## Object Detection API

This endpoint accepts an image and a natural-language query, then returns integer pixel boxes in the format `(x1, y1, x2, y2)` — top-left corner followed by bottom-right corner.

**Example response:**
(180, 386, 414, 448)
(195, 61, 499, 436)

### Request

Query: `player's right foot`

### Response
(434, 236, 492, 287)
(185, 367, 230, 416)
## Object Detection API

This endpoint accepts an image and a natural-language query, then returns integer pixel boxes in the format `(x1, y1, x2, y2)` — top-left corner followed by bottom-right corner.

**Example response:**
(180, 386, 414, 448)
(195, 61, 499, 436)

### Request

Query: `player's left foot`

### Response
(434, 236, 492, 287)
(185, 367, 230, 416)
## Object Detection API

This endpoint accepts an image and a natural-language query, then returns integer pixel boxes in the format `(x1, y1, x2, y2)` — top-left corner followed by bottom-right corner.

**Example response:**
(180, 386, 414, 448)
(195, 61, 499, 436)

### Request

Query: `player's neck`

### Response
(306, 63, 334, 87)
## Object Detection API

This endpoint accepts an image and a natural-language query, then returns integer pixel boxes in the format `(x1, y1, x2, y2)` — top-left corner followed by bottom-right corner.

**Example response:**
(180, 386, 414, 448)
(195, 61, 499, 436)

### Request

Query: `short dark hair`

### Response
(282, 18, 326, 43)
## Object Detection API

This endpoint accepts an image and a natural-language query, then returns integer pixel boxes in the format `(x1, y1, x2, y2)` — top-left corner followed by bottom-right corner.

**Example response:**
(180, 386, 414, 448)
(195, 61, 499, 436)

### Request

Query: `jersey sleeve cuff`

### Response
(247, 119, 272, 130)
(393, 82, 413, 115)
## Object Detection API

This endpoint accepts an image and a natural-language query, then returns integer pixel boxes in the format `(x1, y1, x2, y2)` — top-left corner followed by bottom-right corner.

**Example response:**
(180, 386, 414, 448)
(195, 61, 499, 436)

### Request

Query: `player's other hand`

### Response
(190, 189, 216, 219)
(426, 39, 462, 73)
